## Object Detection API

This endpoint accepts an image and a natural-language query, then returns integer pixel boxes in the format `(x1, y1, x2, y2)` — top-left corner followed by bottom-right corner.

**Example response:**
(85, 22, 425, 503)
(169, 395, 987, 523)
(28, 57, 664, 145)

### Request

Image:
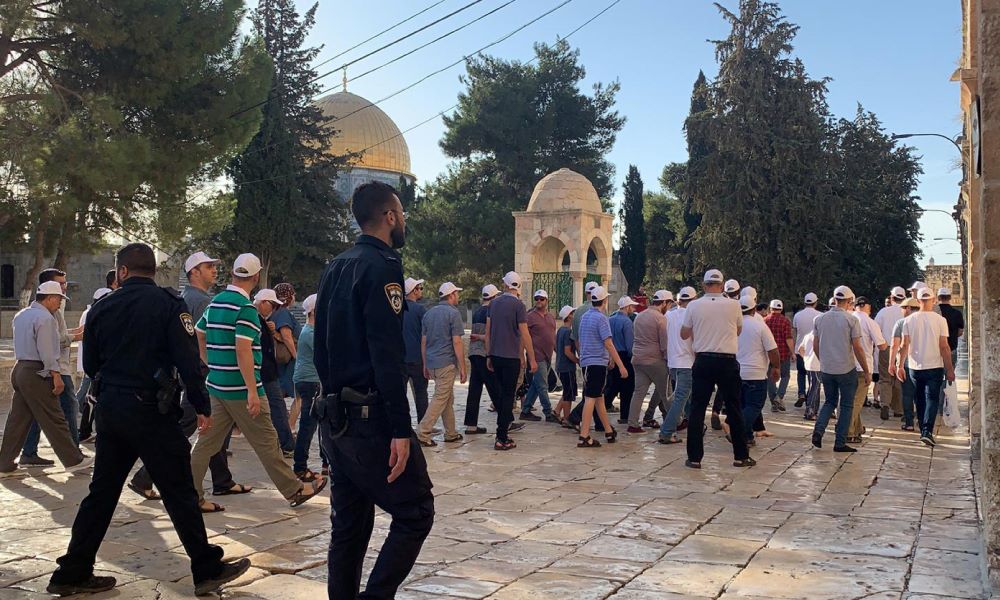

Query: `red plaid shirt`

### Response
(764, 313, 793, 362)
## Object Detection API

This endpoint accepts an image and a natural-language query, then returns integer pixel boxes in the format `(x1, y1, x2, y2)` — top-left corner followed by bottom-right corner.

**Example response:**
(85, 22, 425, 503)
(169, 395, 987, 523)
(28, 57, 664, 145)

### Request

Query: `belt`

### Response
(345, 404, 382, 420)
(696, 352, 736, 359)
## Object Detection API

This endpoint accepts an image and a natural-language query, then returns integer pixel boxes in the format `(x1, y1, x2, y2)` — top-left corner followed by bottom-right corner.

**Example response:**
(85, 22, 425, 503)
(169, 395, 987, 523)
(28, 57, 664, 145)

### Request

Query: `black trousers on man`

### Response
(50, 385, 225, 586)
(321, 412, 434, 600)
(604, 351, 635, 418)
(465, 355, 499, 427)
(687, 354, 749, 463)
(404, 362, 429, 422)
(490, 356, 521, 442)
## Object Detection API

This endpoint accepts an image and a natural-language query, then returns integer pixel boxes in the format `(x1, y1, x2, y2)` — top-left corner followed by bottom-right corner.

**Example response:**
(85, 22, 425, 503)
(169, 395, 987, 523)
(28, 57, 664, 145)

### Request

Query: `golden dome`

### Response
(526, 168, 602, 213)
(316, 91, 413, 176)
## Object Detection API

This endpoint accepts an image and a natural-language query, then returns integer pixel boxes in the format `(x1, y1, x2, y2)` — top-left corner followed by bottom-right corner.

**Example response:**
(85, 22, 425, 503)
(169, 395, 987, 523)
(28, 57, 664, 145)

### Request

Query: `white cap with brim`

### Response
(590, 286, 609, 302)
(804, 292, 818, 304)
(834, 285, 854, 300)
(37, 280, 68, 299)
(558, 305, 575, 320)
(93, 287, 113, 301)
(253, 288, 279, 305)
(302, 293, 317, 314)
(739, 296, 755, 311)
(828, 297, 837, 307)
(232, 253, 262, 277)
(652, 290, 673, 302)
(723, 278, 739, 292)
(533, 289, 548, 299)
(584, 281, 599, 293)
(618, 295, 640, 309)
(741, 286, 757, 301)
(891, 286, 906, 299)
(917, 287, 934, 300)
(770, 299, 783, 310)
(908, 281, 927, 291)
(481, 284, 500, 299)
(438, 282, 463, 297)
(184, 251, 220, 274)
(678, 286, 697, 301)
(704, 269, 724, 283)
(937, 287, 952, 297)
(503, 271, 522, 289)
(404, 277, 425, 295)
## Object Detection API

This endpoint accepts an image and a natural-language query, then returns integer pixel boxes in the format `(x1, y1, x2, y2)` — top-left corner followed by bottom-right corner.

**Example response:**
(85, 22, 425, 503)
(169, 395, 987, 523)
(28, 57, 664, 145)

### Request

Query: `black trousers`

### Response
(50, 386, 224, 585)
(490, 356, 520, 442)
(320, 415, 434, 600)
(130, 393, 235, 494)
(687, 355, 749, 462)
(604, 352, 635, 417)
(465, 355, 499, 427)
(404, 362, 429, 422)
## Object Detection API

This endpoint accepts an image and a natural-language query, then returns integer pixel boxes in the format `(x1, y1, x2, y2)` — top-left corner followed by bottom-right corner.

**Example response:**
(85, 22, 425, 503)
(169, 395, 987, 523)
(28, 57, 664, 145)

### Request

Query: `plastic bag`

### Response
(941, 381, 961, 429)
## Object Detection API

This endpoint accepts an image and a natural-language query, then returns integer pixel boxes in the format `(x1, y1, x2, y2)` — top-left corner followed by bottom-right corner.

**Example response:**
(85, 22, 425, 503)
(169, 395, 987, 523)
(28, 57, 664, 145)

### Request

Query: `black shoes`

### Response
(47, 575, 117, 596)
(811, 432, 822, 449)
(519, 412, 542, 422)
(711, 413, 722, 430)
(684, 459, 701, 469)
(794, 396, 805, 408)
(880, 405, 891, 421)
(194, 558, 252, 596)
(733, 457, 757, 468)
(833, 445, 857, 453)
(920, 434, 937, 447)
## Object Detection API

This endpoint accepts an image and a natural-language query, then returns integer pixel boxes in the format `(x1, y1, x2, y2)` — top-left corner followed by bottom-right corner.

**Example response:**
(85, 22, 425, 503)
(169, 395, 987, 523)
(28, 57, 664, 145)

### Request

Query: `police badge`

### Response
(384, 283, 403, 314)
(179, 312, 195, 336)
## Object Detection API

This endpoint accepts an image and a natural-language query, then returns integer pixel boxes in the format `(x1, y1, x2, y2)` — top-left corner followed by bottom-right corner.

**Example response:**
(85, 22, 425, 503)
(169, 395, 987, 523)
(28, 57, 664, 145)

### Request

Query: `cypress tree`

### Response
(619, 165, 646, 294)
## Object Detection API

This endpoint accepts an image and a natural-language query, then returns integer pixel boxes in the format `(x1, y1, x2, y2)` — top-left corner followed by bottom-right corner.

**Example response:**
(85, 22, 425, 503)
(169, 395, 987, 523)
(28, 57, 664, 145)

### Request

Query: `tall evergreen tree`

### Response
(680, 70, 713, 283)
(643, 190, 685, 290)
(228, 0, 351, 288)
(619, 165, 646, 294)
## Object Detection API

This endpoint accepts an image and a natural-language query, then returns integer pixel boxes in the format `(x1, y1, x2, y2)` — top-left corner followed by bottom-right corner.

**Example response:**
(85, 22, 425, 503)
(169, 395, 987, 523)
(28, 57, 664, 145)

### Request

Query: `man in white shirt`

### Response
(736, 296, 780, 447)
(898, 287, 955, 446)
(873, 286, 906, 420)
(792, 292, 821, 408)
(680, 270, 753, 468)
(846, 297, 887, 443)
(659, 287, 696, 444)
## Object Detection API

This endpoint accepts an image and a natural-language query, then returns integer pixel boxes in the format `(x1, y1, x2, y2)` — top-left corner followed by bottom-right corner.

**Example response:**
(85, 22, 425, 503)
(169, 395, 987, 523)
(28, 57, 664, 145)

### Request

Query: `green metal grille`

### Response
(533, 272, 574, 310)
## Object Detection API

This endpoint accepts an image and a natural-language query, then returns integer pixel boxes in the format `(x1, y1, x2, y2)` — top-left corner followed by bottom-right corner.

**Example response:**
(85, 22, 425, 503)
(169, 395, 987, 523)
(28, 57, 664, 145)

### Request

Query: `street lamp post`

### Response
(891, 132, 963, 155)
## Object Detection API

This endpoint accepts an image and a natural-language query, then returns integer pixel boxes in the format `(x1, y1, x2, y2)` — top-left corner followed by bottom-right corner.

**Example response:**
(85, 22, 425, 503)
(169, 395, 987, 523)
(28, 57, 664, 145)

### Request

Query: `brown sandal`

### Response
(288, 477, 328, 507)
(295, 470, 319, 483)
(200, 500, 225, 513)
(213, 483, 253, 496)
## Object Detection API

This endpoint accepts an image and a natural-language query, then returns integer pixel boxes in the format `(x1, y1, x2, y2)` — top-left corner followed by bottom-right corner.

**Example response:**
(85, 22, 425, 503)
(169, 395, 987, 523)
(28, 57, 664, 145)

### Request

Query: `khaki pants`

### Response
(848, 372, 868, 438)
(0, 361, 83, 470)
(418, 365, 458, 442)
(190, 396, 302, 501)
(878, 350, 901, 414)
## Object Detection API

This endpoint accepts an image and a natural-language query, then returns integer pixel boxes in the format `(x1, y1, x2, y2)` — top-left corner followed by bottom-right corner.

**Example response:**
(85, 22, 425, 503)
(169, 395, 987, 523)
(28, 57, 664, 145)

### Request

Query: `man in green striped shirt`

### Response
(189, 254, 326, 511)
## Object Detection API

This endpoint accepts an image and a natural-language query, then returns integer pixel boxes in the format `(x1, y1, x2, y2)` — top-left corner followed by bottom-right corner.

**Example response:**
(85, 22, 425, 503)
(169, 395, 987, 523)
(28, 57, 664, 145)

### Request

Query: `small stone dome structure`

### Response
(526, 168, 603, 214)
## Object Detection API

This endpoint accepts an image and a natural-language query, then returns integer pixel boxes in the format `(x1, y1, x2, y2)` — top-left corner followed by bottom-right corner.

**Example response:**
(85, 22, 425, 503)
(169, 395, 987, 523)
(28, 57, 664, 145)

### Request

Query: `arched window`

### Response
(561, 251, 570, 272)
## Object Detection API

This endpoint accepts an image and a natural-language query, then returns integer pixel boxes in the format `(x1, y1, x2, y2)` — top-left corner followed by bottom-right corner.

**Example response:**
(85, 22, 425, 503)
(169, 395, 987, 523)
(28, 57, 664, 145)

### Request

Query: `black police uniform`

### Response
(49, 276, 227, 587)
(315, 234, 434, 600)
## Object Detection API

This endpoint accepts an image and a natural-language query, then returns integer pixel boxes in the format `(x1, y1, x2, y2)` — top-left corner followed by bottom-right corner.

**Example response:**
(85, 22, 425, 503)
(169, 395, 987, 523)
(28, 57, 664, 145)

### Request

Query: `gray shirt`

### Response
(55, 305, 73, 375)
(13, 302, 61, 376)
(487, 293, 527, 359)
(422, 302, 464, 370)
(182, 285, 213, 322)
(813, 306, 862, 375)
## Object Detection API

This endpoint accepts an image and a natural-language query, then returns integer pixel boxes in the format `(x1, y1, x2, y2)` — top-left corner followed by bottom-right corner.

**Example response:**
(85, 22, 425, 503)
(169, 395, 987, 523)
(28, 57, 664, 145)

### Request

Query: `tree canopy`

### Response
(619, 165, 646, 294)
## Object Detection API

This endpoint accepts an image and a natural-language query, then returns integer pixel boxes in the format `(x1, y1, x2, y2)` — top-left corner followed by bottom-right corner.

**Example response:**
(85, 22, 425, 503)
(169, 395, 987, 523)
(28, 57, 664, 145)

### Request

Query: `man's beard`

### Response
(390, 223, 406, 249)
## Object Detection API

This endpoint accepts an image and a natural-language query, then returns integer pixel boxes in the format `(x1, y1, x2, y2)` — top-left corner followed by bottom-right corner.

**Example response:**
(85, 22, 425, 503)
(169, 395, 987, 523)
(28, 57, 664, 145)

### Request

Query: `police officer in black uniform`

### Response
(47, 243, 250, 597)
(315, 182, 434, 599)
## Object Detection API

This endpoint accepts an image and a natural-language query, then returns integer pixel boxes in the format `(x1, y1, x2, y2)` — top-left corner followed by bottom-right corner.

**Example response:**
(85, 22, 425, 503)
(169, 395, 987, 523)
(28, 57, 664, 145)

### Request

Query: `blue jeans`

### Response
(814, 371, 858, 448)
(660, 368, 692, 437)
(901, 367, 918, 428)
(740, 380, 768, 443)
(23, 374, 78, 457)
(293, 382, 327, 473)
(796, 355, 807, 398)
(263, 379, 294, 452)
(910, 367, 944, 437)
(767, 359, 791, 402)
(521, 361, 553, 415)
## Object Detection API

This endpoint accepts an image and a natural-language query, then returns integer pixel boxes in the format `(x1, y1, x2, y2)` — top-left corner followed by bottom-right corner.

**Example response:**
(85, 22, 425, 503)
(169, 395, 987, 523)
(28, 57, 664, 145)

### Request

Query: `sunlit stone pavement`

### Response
(0, 378, 985, 599)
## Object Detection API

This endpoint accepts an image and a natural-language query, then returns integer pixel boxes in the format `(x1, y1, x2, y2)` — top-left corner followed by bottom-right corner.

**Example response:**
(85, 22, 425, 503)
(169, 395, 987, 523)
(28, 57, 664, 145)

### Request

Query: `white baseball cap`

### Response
(585, 281, 599, 293)
(533, 289, 548, 299)
(37, 280, 68, 299)
(890, 286, 906, 300)
(92, 287, 112, 301)
(618, 295, 640, 309)
(739, 295, 755, 311)
(917, 287, 935, 300)
(232, 253, 262, 277)
(481, 284, 500, 299)
(438, 282, 462, 297)
(502, 271, 522, 289)
(590, 286, 609, 302)
(908, 280, 927, 291)
(184, 251, 219, 274)
(404, 277, 425, 294)
(828, 297, 837, 307)
(704, 269, 724, 283)
(740, 286, 757, 301)
(652, 290, 673, 302)
(937, 287, 952, 297)
(804, 292, 818, 304)
(770, 299, 783, 310)
(558, 305, 575, 320)
(678, 286, 697, 301)
(833, 285, 854, 300)
(253, 288, 279, 305)
(302, 293, 317, 314)
(723, 278, 739, 292)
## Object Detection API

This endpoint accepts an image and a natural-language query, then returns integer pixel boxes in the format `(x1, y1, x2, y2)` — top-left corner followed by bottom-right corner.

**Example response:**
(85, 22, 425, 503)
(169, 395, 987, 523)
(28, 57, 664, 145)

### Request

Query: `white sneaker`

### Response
(66, 456, 95, 474)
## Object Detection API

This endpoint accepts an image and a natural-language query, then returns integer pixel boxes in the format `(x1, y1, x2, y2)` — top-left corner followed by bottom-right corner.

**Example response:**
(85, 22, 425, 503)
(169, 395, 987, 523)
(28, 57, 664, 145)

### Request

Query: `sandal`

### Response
(199, 500, 225, 513)
(126, 482, 161, 501)
(605, 428, 618, 444)
(643, 419, 660, 429)
(901, 424, 915, 431)
(418, 438, 437, 448)
(658, 434, 683, 444)
(494, 439, 516, 451)
(213, 483, 253, 496)
(295, 470, 319, 483)
(321, 467, 329, 476)
(288, 477, 328, 507)
(577, 436, 601, 448)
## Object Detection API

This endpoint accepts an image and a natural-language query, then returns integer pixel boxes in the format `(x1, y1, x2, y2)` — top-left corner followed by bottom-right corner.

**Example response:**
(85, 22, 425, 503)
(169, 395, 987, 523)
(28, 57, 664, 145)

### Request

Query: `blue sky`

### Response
(297, 0, 963, 267)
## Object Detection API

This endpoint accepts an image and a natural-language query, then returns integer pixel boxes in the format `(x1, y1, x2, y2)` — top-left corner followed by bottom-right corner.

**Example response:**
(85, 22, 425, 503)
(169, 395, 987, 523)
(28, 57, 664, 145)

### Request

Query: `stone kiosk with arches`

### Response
(513, 168, 613, 309)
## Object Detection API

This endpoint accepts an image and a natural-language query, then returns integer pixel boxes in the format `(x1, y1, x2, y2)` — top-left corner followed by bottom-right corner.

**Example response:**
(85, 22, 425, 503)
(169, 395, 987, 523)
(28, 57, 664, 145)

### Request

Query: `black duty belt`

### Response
(696, 352, 736, 359)
(345, 404, 382, 420)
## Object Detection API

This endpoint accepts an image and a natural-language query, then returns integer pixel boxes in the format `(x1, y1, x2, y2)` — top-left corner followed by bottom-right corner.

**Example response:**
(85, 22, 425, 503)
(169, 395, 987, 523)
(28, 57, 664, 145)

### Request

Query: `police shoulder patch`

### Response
(180, 312, 195, 336)
(384, 283, 404, 315)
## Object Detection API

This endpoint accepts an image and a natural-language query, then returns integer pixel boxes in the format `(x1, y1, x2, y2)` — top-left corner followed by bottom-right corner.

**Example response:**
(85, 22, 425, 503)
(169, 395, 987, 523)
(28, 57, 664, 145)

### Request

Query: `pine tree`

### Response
(619, 166, 646, 294)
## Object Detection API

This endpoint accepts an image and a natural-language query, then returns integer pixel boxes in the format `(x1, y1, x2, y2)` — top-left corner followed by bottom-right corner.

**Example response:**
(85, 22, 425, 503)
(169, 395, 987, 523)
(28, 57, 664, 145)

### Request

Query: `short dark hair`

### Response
(38, 268, 65, 285)
(105, 269, 117, 288)
(116, 243, 156, 276)
(351, 181, 399, 228)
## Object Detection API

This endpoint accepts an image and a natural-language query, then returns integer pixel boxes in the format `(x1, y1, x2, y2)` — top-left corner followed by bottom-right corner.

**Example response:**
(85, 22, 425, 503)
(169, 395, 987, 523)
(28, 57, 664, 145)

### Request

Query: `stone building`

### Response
(923, 258, 965, 305)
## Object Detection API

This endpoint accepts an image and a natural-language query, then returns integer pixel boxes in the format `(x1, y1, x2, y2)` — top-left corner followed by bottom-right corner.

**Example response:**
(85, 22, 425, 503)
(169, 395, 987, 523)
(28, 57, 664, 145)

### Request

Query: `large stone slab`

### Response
(664, 534, 763, 566)
(725, 548, 906, 598)
(626, 560, 740, 596)
(487, 571, 620, 600)
(767, 513, 917, 558)
(225, 573, 327, 599)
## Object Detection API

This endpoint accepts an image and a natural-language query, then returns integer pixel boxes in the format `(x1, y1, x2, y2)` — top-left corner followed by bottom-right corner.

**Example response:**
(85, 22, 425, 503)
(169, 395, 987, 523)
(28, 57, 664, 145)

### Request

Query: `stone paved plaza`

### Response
(0, 379, 986, 599)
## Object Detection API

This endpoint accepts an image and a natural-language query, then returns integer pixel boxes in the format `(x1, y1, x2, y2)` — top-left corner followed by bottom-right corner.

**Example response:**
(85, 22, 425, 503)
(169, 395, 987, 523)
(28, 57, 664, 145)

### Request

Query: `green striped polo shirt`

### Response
(195, 287, 264, 400)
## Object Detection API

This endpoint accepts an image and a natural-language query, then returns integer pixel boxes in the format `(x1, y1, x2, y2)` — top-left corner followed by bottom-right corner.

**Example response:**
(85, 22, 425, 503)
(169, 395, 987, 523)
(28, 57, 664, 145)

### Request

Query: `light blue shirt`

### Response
(13, 302, 61, 376)
(422, 302, 465, 370)
(293, 324, 320, 384)
(579, 309, 612, 368)
(609, 311, 634, 354)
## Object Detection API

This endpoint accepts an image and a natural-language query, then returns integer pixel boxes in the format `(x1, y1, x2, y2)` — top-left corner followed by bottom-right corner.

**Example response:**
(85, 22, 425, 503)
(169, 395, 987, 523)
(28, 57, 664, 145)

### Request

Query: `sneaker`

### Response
(519, 412, 542, 422)
(880, 405, 891, 421)
(282, 450, 294, 459)
(47, 575, 117, 596)
(775, 399, 786, 412)
(507, 422, 526, 433)
(710, 413, 722, 430)
(66, 456, 94, 474)
(811, 432, 823, 449)
(544, 414, 561, 424)
(733, 457, 756, 467)
(627, 426, 644, 434)
(920, 434, 936, 447)
(684, 459, 701, 469)
(465, 427, 488, 434)
(194, 558, 251, 596)
(19, 455, 55, 467)
(443, 433, 463, 443)
(833, 445, 858, 453)
(794, 396, 805, 408)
